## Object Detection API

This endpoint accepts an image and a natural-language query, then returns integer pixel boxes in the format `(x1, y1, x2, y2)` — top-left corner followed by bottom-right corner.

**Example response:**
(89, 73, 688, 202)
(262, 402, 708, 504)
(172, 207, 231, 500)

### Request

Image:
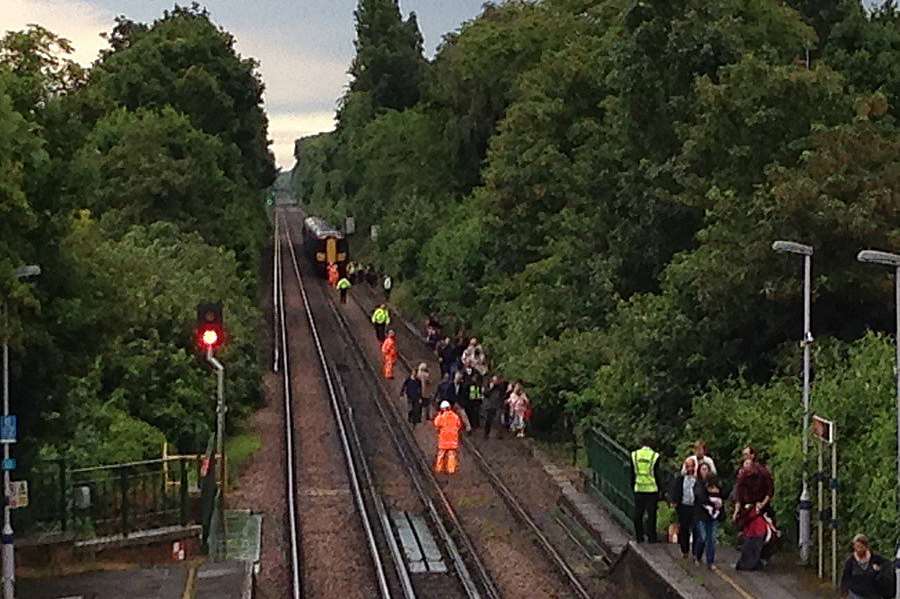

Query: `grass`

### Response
(225, 432, 262, 490)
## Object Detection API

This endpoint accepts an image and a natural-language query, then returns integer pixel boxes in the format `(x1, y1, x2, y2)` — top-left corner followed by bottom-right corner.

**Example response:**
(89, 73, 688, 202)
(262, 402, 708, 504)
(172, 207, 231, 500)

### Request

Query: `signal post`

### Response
(197, 303, 227, 557)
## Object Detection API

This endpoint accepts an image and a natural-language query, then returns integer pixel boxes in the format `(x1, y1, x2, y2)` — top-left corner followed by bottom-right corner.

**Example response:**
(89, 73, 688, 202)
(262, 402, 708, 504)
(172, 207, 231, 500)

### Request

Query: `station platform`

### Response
(20, 510, 259, 599)
(20, 559, 251, 599)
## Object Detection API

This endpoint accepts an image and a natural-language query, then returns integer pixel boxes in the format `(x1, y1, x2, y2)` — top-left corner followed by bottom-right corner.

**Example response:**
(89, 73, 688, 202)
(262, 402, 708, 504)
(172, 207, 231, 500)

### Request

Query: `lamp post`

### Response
(2, 264, 41, 599)
(772, 241, 814, 565)
(856, 249, 900, 599)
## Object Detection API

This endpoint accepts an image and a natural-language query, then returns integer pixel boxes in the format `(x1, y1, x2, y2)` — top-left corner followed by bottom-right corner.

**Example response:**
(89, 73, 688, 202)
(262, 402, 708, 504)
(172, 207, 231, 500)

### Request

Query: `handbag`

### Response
(875, 560, 896, 599)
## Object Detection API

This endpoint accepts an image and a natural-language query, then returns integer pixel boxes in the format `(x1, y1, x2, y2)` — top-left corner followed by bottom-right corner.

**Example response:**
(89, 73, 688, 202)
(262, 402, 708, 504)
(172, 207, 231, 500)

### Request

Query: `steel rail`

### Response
(273, 207, 280, 373)
(301, 259, 498, 599)
(280, 215, 399, 599)
(332, 368, 417, 599)
(275, 210, 302, 599)
(348, 292, 594, 599)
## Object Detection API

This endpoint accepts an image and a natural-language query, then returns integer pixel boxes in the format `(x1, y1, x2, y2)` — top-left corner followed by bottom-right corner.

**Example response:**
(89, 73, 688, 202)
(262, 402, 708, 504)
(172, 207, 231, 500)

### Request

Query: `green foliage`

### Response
(70, 107, 265, 268)
(0, 26, 86, 113)
(91, 4, 275, 188)
(1, 8, 272, 468)
(0, 78, 41, 287)
(225, 432, 262, 487)
(50, 360, 167, 466)
(348, 0, 424, 112)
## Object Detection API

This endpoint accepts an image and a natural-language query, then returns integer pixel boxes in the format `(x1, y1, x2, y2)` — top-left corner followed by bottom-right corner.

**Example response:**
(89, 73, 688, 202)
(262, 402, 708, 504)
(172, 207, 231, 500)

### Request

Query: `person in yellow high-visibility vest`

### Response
(371, 304, 390, 342)
(337, 276, 351, 304)
(630, 438, 663, 543)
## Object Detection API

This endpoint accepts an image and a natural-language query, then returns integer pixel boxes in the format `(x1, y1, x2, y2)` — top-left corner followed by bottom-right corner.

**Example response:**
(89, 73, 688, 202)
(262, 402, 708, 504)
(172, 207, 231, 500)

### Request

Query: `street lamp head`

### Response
(12, 265, 41, 280)
(772, 241, 813, 256)
(856, 250, 900, 268)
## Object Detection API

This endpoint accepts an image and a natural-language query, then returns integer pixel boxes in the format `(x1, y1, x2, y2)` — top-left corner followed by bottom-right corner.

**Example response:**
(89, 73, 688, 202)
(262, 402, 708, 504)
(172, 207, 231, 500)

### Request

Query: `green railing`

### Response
(584, 427, 635, 534)
(16, 456, 203, 540)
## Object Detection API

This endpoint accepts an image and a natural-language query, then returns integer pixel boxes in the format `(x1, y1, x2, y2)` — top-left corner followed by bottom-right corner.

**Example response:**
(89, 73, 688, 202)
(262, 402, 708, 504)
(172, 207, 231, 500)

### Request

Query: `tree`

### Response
(347, 0, 424, 113)
(69, 107, 265, 268)
(0, 26, 85, 114)
(92, 4, 275, 188)
(44, 216, 261, 458)
(0, 74, 43, 316)
(0, 12, 272, 467)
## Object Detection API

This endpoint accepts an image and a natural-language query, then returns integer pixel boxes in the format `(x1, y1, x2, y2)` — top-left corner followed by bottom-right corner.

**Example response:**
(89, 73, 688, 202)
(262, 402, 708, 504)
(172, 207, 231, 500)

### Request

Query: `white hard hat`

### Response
(440, 401, 451, 410)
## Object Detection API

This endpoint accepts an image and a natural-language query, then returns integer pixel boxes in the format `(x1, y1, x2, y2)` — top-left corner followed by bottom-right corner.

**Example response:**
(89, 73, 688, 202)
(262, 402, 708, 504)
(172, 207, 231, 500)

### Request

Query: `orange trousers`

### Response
(434, 449, 458, 474)
(383, 357, 396, 379)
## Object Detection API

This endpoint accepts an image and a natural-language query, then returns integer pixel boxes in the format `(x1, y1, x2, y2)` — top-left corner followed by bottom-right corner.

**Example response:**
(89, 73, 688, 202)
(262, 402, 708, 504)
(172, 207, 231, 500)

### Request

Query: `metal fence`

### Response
(584, 427, 635, 533)
(15, 456, 205, 540)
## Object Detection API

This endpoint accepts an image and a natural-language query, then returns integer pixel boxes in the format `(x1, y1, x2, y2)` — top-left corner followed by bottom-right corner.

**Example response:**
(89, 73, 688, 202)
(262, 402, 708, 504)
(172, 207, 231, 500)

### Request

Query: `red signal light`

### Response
(201, 328, 219, 347)
(196, 302, 224, 351)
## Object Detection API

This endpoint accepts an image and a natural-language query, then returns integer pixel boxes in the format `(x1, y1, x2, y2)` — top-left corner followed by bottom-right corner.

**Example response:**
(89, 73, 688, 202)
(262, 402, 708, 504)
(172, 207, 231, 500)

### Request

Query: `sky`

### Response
(2, 0, 487, 169)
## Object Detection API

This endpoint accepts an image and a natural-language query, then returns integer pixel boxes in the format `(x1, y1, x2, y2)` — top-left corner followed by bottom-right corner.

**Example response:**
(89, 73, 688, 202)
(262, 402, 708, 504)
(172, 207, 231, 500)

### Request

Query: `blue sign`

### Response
(0, 417, 16, 444)
(1, 459, 15, 472)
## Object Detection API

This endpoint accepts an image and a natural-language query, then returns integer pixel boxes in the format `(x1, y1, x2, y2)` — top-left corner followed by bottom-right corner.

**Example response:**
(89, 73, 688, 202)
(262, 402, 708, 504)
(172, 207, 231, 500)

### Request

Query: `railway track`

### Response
(272, 214, 302, 598)
(337, 266, 606, 599)
(276, 212, 402, 599)
(278, 212, 604, 598)
(280, 210, 489, 598)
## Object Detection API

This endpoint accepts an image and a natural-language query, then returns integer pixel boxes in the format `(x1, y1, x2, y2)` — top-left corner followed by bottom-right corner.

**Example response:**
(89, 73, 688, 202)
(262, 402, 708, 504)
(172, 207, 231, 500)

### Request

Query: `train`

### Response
(302, 216, 349, 275)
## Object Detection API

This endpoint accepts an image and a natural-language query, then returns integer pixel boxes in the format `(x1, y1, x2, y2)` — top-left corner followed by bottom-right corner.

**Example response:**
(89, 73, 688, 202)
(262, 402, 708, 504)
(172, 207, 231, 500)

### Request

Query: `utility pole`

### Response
(3, 265, 41, 599)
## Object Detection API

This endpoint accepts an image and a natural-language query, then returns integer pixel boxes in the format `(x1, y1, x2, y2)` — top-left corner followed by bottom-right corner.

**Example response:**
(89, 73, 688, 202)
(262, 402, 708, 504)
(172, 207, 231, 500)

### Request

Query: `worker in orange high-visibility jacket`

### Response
(434, 400, 462, 474)
(327, 262, 339, 288)
(381, 330, 398, 379)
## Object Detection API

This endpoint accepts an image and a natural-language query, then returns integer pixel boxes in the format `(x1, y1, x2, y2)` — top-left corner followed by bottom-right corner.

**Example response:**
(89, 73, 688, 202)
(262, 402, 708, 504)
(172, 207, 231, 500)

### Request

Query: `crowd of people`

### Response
(631, 439, 897, 597)
(367, 306, 534, 475)
(396, 315, 532, 439)
(631, 438, 783, 572)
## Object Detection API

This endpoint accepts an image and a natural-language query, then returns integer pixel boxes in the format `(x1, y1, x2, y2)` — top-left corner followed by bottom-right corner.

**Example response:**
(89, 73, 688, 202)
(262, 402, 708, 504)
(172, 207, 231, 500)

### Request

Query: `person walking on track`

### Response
(506, 382, 530, 438)
(327, 261, 339, 288)
(482, 374, 506, 439)
(630, 437, 663, 543)
(415, 362, 432, 419)
(434, 400, 462, 475)
(381, 330, 398, 380)
(371, 303, 390, 342)
(402, 369, 424, 425)
(337, 275, 352, 304)
(383, 274, 393, 300)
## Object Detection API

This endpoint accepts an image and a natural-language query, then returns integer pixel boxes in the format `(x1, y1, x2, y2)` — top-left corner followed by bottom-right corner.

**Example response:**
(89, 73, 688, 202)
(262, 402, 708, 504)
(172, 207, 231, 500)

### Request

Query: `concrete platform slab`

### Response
(195, 560, 252, 599)
(19, 564, 188, 599)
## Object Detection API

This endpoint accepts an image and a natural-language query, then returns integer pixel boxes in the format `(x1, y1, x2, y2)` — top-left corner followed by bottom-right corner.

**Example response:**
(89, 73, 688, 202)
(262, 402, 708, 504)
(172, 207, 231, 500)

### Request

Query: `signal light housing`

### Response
(196, 302, 224, 351)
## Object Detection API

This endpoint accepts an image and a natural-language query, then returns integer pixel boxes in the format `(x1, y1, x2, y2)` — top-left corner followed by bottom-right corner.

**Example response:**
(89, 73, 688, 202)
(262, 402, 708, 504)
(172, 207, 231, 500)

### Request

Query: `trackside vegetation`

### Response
(0, 6, 274, 468)
(292, 0, 900, 548)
